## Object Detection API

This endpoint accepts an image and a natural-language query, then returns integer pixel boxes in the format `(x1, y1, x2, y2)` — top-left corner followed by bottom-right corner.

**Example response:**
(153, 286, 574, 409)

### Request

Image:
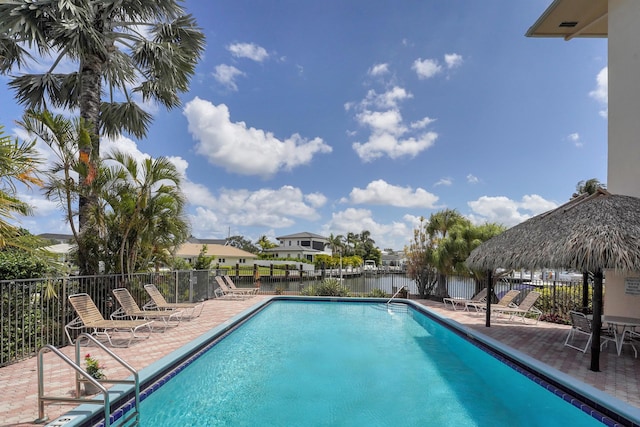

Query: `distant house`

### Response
(38, 233, 74, 244)
(263, 232, 330, 262)
(174, 243, 258, 267)
(381, 250, 406, 271)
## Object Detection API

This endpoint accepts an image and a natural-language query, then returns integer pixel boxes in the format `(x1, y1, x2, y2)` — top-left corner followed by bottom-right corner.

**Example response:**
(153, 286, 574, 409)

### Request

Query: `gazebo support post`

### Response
(582, 271, 589, 313)
(485, 270, 492, 327)
(590, 269, 604, 372)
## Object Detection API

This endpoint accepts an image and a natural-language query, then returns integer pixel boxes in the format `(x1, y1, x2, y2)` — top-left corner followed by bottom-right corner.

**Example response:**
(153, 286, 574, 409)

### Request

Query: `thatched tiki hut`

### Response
(465, 189, 640, 371)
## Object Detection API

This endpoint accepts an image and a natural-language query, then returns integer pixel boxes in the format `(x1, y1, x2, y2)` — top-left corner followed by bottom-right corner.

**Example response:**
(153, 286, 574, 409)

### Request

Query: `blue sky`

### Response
(0, 0, 608, 250)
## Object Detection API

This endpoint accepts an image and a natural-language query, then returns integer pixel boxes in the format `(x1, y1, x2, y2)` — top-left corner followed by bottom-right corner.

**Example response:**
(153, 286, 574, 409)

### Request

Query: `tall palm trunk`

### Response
(77, 53, 104, 275)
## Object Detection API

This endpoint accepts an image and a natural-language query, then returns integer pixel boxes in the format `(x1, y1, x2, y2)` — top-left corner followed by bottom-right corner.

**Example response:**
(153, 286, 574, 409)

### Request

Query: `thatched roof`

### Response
(466, 190, 640, 272)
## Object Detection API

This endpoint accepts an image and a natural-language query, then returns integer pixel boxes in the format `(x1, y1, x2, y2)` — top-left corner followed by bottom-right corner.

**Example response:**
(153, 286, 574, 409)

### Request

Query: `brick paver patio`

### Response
(1, 296, 639, 426)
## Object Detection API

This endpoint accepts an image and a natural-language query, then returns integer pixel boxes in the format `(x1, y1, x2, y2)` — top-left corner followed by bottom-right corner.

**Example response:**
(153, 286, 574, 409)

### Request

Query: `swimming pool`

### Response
(97, 299, 625, 426)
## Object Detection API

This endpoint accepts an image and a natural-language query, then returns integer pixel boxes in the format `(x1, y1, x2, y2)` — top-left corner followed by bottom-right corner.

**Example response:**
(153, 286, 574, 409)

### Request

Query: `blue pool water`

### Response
(130, 300, 613, 426)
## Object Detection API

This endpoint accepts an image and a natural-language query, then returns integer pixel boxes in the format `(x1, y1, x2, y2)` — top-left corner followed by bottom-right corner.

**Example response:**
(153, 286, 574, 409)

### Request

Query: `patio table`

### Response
(603, 315, 640, 357)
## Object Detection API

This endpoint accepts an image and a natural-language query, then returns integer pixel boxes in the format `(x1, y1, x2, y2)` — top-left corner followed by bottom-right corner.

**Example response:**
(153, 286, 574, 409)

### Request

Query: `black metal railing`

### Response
(0, 266, 593, 366)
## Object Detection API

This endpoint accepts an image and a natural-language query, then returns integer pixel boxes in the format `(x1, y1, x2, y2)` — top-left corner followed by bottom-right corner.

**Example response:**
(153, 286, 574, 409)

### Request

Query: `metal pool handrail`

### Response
(36, 333, 140, 426)
(386, 285, 407, 305)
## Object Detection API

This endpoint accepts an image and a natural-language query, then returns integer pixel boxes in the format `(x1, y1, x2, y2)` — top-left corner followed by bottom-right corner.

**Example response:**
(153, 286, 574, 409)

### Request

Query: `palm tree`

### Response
(18, 110, 84, 238)
(103, 151, 188, 275)
(572, 178, 606, 199)
(256, 235, 278, 252)
(0, 0, 205, 273)
(327, 233, 344, 255)
(426, 209, 470, 297)
(0, 124, 42, 248)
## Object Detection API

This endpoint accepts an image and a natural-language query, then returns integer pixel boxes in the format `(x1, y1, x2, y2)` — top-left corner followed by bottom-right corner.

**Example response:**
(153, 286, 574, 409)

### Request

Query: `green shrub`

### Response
(300, 279, 350, 297)
(367, 288, 388, 298)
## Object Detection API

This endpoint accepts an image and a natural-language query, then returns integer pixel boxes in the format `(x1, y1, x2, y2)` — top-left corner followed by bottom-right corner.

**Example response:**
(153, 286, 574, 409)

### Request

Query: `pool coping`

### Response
(47, 296, 640, 427)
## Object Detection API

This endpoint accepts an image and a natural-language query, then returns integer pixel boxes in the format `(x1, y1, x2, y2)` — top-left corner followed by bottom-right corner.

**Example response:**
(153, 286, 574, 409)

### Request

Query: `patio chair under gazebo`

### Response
(465, 189, 640, 371)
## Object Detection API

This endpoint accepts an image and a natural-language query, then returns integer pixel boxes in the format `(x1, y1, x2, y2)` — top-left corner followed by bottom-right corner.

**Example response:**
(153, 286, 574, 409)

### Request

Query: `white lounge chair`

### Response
(491, 291, 543, 324)
(443, 288, 487, 311)
(224, 275, 260, 295)
(66, 293, 153, 347)
(214, 276, 254, 299)
(143, 284, 204, 319)
(112, 288, 182, 331)
(466, 289, 520, 313)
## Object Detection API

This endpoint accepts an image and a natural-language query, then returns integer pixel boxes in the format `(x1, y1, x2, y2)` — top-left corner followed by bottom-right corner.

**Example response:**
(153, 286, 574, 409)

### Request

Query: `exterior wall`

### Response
(605, 0, 640, 317)
(608, 0, 640, 198)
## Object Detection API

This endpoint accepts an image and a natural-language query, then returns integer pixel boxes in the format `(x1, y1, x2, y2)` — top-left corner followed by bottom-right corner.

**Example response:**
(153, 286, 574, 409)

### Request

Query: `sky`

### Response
(0, 0, 609, 251)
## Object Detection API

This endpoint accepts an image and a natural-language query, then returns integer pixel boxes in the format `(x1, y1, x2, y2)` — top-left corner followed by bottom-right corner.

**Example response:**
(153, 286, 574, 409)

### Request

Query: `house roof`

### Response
(175, 243, 257, 258)
(276, 232, 327, 240)
(187, 236, 227, 245)
(526, 0, 607, 39)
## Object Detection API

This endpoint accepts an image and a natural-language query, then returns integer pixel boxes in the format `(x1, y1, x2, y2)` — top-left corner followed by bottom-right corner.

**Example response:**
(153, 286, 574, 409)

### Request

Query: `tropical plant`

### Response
(84, 353, 106, 380)
(300, 278, 350, 297)
(0, 124, 43, 249)
(406, 211, 504, 299)
(192, 245, 215, 270)
(0, 0, 205, 274)
(427, 209, 469, 297)
(102, 151, 189, 275)
(256, 235, 278, 252)
(571, 178, 606, 199)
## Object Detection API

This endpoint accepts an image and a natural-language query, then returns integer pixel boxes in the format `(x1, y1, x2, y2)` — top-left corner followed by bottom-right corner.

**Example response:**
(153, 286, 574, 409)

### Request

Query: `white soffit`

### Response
(526, 0, 608, 40)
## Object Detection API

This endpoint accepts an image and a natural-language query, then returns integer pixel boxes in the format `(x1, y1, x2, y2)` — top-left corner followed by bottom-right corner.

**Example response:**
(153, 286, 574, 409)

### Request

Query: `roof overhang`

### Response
(526, 0, 608, 40)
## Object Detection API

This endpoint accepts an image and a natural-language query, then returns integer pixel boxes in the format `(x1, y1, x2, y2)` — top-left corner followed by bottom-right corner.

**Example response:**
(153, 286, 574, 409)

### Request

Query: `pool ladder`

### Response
(36, 333, 140, 427)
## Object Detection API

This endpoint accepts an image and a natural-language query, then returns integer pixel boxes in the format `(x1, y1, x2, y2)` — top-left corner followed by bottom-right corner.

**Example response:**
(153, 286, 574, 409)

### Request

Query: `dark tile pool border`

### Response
(57, 296, 640, 427)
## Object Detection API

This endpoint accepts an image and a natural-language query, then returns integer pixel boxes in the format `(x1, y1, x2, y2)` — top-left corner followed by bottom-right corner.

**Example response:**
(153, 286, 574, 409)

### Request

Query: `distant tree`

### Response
(572, 178, 606, 199)
(256, 235, 278, 252)
(193, 245, 215, 270)
(227, 235, 259, 254)
(405, 217, 438, 298)
(327, 233, 344, 255)
(427, 209, 469, 297)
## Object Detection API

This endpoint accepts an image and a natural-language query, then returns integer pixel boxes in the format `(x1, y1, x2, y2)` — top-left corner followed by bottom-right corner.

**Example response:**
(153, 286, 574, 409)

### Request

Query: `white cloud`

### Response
(305, 192, 328, 208)
(412, 58, 442, 79)
(227, 42, 269, 62)
(368, 63, 389, 76)
(189, 185, 325, 237)
(466, 194, 557, 227)
(444, 53, 463, 68)
(466, 174, 479, 184)
(363, 87, 413, 109)
(349, 179, 439, 208)
(213, 64, 245, 91)
(184, 97, 332, 178)
(410, 117, 435, 129)
(352, 131, 437, 162)
(356, 110, 405, 136)
(434, 177, 453, 187)
(350, 86, 437, 162)
(589, 66, 608, 118)
(567, 132, 583, 148)
(323, 208, 412, 250)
